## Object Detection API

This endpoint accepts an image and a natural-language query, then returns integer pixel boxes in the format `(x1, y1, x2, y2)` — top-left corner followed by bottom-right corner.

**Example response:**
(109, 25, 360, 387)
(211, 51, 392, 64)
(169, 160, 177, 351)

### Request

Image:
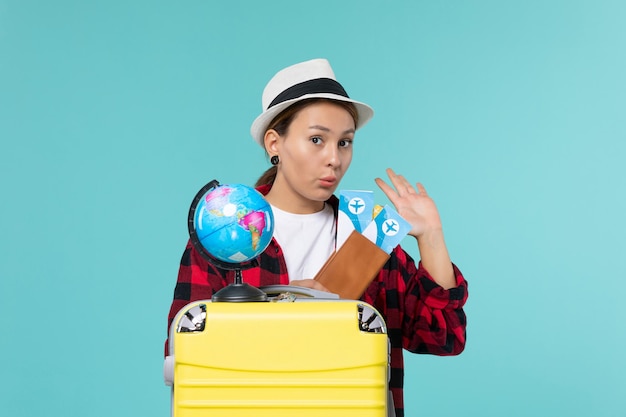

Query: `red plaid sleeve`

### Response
(402, 258, 468, 355)
(363, 247, 468, 356)
(165, 241, 227, 354)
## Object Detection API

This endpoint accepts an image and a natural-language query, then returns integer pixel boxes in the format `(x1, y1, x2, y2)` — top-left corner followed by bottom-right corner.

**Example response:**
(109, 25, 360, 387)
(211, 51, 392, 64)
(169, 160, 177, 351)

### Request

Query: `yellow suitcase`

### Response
(164, 285, 390, 417)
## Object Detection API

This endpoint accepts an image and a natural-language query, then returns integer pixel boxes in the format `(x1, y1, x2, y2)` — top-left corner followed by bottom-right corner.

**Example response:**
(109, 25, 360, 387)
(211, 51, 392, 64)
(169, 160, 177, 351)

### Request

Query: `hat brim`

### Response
(250, 93, 374, 148)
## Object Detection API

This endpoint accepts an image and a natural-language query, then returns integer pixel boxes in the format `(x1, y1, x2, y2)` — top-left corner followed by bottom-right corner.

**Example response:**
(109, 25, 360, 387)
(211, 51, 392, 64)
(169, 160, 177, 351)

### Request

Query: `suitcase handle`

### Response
(259, 285, 340, 300)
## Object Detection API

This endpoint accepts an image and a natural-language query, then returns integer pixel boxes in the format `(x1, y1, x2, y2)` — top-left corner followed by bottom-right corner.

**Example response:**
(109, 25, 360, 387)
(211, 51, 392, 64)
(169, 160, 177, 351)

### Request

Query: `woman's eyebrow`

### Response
(309, 125, 355, 135)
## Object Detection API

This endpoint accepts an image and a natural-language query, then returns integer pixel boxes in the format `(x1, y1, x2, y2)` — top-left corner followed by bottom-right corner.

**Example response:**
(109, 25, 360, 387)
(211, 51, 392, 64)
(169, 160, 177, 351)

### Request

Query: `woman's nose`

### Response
(326, 146, 340, 167)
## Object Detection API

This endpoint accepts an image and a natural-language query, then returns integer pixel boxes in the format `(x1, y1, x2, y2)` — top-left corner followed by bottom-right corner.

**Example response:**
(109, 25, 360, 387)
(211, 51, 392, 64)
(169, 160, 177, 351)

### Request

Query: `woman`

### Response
(167, 58, 468, 417)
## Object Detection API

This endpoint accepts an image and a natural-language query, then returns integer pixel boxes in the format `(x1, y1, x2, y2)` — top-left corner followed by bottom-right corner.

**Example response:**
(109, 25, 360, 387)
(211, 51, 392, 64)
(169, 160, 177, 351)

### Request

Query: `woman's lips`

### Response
(319, 176, 337, 187)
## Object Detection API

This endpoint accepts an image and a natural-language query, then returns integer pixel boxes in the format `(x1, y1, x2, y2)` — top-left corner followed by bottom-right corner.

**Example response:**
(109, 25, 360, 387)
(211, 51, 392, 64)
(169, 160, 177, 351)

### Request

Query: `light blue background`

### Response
(1, 1, 625, 416)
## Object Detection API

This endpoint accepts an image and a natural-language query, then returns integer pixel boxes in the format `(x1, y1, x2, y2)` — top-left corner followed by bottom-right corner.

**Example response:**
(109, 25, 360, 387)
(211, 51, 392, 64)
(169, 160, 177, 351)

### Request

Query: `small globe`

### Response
(191, 182, 274, 265)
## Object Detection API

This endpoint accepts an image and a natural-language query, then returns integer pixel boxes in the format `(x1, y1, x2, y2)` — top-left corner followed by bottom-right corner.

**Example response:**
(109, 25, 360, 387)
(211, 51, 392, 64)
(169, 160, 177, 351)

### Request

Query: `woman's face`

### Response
(268, 101, 356, 213)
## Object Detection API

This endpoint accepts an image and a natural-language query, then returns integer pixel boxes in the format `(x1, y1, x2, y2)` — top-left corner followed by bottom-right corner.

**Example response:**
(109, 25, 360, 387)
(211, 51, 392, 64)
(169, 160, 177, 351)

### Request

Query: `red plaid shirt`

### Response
(166, 184, 468, 417)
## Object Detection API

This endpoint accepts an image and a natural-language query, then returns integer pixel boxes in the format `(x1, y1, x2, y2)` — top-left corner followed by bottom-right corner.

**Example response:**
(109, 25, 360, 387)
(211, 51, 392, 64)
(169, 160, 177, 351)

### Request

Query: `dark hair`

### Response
(254, 99, 359, 187)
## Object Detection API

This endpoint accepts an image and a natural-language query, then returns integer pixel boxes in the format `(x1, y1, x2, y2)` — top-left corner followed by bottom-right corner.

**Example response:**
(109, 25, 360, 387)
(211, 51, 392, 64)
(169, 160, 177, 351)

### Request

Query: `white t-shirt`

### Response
(270, 203, 336, 281)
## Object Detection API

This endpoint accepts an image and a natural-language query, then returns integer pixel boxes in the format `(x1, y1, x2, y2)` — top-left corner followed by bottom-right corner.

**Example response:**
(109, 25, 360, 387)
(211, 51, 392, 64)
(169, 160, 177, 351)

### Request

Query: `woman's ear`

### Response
(264, 129, 280, 155)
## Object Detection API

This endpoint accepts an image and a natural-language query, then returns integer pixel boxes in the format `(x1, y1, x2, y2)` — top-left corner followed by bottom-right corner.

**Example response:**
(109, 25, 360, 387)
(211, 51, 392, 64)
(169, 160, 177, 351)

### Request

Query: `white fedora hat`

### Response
(250, 58, 374, 147)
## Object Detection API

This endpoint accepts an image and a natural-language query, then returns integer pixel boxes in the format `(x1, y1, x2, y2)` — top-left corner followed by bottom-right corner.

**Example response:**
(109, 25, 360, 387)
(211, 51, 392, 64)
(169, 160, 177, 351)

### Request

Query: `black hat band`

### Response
(268, 78, 349, 109)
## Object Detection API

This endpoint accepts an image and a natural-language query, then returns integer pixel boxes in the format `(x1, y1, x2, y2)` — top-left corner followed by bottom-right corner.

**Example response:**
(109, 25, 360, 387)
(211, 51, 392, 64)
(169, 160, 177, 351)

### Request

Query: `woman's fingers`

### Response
(383, 168, 420, 197)
(289, 279, 330, 292)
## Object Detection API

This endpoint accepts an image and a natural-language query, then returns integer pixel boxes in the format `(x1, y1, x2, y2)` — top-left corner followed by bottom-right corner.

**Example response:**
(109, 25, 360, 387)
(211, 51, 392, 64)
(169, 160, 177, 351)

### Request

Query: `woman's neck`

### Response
(265, 182, 325, 214)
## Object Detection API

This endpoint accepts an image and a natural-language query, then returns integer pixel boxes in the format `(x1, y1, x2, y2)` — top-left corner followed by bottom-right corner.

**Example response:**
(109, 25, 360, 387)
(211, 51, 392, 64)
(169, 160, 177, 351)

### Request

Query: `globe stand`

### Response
(211, 269, 268, 302)
(188, 248, 269, 303)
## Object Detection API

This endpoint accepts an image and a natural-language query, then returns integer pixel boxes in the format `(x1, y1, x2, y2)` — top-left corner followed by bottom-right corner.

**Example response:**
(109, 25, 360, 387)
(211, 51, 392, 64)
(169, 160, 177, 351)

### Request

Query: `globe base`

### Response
(212, 283, 268, 302)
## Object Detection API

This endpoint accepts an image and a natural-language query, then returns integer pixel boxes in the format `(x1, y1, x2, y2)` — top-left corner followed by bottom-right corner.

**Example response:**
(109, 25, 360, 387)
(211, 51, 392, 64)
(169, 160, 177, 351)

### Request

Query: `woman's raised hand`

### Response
(374, 168, 443, 239)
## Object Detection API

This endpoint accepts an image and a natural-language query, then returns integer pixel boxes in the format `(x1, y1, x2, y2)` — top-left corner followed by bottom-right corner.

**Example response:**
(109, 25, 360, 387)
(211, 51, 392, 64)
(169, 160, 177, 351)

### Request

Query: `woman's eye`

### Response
(339, 139, 353, 148)
(310, 136, 322, 144)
